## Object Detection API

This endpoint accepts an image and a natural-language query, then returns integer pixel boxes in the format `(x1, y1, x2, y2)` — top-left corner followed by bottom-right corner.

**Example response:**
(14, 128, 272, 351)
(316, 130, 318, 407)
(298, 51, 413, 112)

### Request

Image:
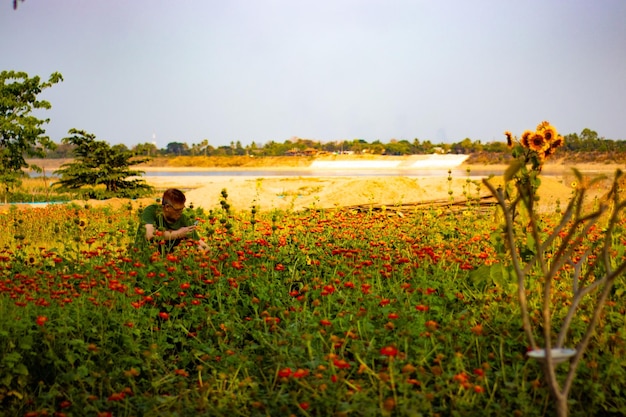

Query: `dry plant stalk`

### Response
(484, 168, 626, 417)
(485, 121, 626, 417)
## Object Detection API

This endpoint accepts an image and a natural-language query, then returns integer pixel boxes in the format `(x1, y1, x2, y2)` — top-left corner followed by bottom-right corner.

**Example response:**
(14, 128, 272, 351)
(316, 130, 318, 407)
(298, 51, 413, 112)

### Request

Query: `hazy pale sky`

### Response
(2, 0, 625, 148)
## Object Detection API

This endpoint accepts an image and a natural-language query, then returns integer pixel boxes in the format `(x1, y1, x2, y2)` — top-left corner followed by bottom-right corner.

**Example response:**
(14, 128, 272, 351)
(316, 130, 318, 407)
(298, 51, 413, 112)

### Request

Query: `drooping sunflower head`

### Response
(529, 133, 549, 152)
(520, 130, 534, 148)
(504, 131, 514, 148)
(550, 135, 564, 149)
(542, 146, 556, 159)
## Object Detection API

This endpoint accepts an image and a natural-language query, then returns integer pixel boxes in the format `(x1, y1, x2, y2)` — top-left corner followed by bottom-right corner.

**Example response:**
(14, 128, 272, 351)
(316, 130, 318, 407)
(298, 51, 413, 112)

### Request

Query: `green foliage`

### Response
(53, 129, 154, 199)
(1, 196, 626, 416)
(0, 70, 63, 192)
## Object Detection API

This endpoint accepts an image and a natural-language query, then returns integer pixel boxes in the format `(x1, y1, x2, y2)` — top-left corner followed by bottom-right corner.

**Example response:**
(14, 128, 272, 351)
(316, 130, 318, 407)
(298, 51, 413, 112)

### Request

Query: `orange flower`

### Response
(36, 316, 48, 326)
(293, 368, 310, 378)
(425, 320, 438, 331)
(453, 372, 469, 384)
(470, 323, 483, 336)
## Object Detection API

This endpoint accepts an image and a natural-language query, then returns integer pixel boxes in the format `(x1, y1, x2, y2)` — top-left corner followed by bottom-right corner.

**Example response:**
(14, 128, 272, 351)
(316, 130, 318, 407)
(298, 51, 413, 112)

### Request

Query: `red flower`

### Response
(321, 285, 335, 295)
(278, 367, 292, 378)
(453, 372, 469, 384)
(387, 312, 399, 319)
(415, 304, 429, 312)
(36, 316, 48, 326)
(158, 312, 169, 320)
(107, 392, 126, 402)
(293, 368, 310, 378)
(380, 346, 399, 357)
(299, 402, 310, 410)
(319, 319, 332, 327)
(333, 359, 351, 369)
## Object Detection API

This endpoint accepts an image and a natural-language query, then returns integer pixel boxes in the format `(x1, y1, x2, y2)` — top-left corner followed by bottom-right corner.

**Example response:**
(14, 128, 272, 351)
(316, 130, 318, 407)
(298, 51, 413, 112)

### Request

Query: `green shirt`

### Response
(134, 204, 199, 253)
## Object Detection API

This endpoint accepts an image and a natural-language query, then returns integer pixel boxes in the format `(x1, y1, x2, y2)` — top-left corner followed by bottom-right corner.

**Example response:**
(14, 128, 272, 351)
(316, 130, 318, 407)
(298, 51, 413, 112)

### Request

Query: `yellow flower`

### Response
(528, 133, 549, 152)
(542, 125, 558, 143)
(536, 120, 550, 131)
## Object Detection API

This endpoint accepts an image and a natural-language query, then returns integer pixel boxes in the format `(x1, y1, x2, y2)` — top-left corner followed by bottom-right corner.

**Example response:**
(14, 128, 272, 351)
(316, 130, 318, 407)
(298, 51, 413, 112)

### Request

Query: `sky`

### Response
(2, 0, 625, 149)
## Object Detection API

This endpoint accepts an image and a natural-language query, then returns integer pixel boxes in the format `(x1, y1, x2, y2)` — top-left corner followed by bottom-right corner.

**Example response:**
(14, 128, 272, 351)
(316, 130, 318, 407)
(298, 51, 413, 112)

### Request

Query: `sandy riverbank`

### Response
(144, 174, 607, 214)
(14, 160, 625, 213)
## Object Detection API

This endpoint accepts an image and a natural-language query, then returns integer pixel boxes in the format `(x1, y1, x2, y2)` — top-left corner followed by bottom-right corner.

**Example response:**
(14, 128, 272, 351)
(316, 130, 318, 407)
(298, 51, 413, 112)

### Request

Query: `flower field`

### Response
(1, 194, 626, 416)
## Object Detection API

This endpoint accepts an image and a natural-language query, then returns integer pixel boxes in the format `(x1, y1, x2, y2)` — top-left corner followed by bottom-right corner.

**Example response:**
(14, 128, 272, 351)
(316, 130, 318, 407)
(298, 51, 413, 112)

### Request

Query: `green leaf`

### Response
(2, 352, 22, 366)
(490, 263, 511, 287)
(18, 335, 32, 351)
(504, 160, 524, 182)
(76, 365, 89, 379)
(468, 265, 491, 290)
(13, 363, 28, 376)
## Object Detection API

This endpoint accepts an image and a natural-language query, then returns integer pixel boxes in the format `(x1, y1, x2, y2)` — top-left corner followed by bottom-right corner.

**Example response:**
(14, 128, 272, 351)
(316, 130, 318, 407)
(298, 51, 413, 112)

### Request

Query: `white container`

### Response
(527, 348, 576, 364)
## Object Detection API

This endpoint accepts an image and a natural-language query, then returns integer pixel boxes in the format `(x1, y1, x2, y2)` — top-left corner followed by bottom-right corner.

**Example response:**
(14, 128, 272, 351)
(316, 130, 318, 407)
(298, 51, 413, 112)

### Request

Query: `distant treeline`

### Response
(43, 128, 625, 159)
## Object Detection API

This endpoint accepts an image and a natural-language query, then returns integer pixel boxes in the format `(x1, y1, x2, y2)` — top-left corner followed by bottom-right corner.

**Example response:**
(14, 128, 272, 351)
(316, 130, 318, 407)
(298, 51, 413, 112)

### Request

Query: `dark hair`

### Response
(162, 188, 186, 206)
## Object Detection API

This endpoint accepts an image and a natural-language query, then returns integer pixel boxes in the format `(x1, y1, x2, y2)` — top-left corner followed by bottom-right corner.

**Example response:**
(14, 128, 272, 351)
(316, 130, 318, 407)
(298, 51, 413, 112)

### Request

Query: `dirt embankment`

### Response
(16, 158, 623, 213)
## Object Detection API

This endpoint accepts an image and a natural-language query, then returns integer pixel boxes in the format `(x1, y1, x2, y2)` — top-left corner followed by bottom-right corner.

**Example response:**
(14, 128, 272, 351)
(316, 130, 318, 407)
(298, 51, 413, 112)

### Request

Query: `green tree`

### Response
(0, 70, 63, 192)
(53, 129, 153, 199)
(132, 141, 159, 157)
(165, 141, 189, 155)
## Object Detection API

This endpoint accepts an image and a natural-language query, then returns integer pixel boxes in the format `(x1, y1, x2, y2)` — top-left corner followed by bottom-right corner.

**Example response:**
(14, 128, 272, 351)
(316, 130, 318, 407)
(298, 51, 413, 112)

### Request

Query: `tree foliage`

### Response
(0, 70, 63, 190)
(53, 129, 153, 199)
